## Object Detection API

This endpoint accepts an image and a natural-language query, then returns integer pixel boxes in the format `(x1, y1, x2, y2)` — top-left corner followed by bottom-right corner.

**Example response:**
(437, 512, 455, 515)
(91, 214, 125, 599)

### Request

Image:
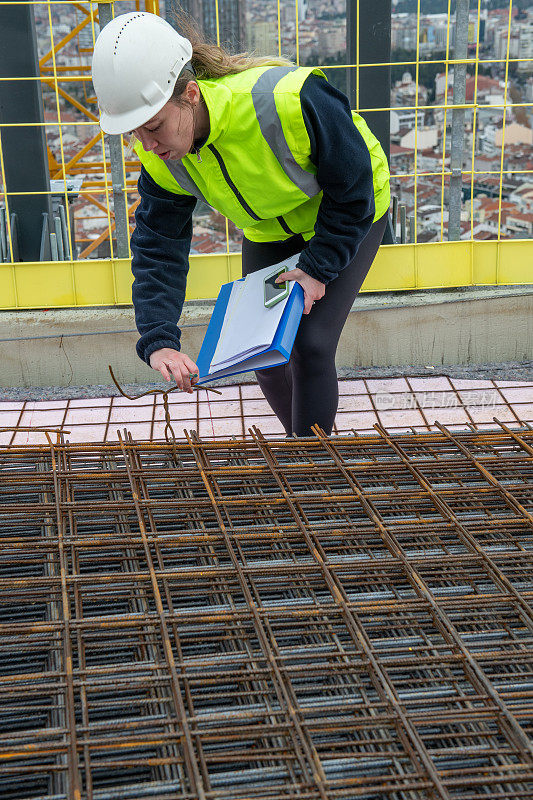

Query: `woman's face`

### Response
(133, 81, 200, 161)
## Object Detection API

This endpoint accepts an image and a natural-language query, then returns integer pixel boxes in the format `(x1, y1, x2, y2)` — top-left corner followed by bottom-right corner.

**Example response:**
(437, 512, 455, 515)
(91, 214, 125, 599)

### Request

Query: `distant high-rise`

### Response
(168, 0, 246, 52)
(247, 20, 278, 57)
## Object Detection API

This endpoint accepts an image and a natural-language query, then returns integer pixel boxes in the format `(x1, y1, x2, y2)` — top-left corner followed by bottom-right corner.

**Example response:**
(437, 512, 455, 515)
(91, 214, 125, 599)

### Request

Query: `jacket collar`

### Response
(193, 78, 233, 152)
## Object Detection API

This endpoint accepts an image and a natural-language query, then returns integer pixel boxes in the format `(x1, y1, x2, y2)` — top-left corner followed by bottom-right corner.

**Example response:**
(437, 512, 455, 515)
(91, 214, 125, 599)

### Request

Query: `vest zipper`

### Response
(208, 144, 296, 234)
(207, 144, 261, 221)
(277, 215, 295, 235)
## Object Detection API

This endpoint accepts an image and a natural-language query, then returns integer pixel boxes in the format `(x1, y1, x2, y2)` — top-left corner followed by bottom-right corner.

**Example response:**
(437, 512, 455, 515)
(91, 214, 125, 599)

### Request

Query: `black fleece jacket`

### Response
(131, 74, 376, 364)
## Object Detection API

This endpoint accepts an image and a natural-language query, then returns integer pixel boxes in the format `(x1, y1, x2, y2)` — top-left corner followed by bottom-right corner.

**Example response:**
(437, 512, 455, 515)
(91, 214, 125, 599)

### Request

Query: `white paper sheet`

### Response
(210, 256, 299, 371)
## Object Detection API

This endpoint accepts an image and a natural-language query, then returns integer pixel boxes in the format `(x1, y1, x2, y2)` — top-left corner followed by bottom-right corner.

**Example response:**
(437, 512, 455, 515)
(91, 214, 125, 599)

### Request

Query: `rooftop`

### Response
(0, 3, 532, 797)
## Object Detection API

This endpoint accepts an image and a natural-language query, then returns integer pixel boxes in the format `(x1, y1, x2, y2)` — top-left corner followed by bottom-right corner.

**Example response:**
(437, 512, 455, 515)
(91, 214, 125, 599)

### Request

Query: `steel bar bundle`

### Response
(0, 423, 532, 799)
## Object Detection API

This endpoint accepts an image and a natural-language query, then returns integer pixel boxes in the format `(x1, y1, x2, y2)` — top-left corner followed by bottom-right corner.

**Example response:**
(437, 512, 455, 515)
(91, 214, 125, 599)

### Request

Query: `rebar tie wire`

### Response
(108, 365, 221, 458)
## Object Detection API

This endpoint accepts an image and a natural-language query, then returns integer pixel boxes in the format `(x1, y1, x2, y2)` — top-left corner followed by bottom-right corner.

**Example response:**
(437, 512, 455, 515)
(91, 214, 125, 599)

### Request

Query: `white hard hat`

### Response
(92, 12, 193, 135)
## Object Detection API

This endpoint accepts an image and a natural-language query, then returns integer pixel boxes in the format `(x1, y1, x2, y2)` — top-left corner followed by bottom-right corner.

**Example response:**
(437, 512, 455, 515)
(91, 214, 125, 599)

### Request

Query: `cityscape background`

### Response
(16, 1, 533, 258)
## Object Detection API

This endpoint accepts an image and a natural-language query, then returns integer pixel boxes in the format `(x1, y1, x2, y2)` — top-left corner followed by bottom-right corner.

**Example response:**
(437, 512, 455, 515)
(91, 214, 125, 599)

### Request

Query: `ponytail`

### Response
(171, 9, 292, 89)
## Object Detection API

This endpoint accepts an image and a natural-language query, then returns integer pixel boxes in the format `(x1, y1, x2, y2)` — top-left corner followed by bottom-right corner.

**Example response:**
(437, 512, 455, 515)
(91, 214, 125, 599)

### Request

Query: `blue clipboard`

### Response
(196, 279, 304, 384)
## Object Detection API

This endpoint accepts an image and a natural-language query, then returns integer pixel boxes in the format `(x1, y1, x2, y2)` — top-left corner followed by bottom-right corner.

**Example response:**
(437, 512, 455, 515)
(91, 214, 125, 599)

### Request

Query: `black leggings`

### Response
(241, 213, 388, 436)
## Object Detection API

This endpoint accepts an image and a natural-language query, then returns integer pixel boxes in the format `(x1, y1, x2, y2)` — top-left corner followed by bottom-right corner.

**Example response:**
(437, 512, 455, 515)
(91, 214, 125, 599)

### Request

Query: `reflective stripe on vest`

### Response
(165, 158, 210, 206)
(251, 66, 320, 200)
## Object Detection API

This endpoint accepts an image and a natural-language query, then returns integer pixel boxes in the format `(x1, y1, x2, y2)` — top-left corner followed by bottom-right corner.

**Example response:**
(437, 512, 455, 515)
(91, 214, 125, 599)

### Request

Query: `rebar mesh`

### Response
(0, 423, 532, 799)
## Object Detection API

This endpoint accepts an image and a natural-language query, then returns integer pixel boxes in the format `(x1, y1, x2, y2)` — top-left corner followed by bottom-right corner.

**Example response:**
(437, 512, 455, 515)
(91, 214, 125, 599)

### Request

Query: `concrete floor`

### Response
(1, 376, 531, 445)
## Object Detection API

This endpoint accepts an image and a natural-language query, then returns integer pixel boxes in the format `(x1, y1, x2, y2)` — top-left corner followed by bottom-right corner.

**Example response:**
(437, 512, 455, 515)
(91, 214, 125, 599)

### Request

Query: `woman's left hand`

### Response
(275, 267, 325, 315)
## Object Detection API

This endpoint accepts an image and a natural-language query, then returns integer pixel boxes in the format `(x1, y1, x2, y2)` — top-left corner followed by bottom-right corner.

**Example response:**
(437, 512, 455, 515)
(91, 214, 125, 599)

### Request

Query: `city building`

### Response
(178, 0, 246, 51)
(391, 109, 426, 134)
(400, 125, 439, 151)
(494, 121, 533, 148)
(246, 19, 278, 55)
(518, 21, 533, 71)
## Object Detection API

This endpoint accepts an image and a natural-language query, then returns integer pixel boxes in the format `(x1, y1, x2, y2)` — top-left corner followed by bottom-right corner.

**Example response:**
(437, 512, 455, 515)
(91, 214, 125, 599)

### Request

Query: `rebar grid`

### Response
(0, 424, 532, 800)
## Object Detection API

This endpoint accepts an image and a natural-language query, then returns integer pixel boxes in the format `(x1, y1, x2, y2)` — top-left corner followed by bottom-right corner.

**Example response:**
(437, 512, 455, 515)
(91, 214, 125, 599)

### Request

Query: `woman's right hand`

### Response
(149, 348, 199, 394)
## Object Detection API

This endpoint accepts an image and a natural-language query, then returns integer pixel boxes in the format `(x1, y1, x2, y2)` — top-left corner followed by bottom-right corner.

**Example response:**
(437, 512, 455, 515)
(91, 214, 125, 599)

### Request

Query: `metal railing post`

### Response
(0, 4, 53, 261)
(400, 205, 407, 243)
(96, 2, 130, 259)
(448, 0, 470, 241)
(346, 0, 393, 244)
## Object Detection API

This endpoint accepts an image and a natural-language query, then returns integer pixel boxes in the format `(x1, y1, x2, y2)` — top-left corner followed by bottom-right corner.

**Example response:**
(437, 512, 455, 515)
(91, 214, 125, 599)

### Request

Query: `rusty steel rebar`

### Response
(0, 422, 532, 799)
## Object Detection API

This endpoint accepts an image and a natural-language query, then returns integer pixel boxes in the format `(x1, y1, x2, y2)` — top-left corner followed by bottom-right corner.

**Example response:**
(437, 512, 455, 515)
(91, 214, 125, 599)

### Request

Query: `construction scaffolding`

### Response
(0, 422, 532, 799)
(1, 1, 532, 307)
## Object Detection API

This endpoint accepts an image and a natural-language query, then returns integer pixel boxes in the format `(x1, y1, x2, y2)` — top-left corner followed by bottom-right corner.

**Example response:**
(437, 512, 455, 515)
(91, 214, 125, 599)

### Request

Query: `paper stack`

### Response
(196, 257, 304, 383)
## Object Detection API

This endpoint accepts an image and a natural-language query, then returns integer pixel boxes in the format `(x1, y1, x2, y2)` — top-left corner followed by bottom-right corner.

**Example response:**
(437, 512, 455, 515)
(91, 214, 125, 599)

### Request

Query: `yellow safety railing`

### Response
(0, 0, 531, 311)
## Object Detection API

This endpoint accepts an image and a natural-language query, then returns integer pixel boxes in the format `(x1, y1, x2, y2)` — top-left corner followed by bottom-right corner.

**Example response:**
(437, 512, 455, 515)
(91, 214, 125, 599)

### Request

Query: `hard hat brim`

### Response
(98, 92, 171, 135)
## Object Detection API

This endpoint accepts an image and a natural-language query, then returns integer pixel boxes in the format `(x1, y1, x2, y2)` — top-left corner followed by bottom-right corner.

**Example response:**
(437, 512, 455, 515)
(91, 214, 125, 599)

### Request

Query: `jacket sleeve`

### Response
(296, 74, 377, 285)
(131, 166, 197, 364)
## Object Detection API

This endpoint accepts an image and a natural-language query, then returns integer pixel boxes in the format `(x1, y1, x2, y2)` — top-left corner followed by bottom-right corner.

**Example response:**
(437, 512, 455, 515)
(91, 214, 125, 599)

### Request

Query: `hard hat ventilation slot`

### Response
(113, 13, 145, 54)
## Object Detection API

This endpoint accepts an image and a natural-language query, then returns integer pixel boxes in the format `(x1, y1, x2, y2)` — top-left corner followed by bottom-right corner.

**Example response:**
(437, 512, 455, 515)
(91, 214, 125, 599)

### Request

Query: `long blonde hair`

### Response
(172, 9, 292, 94)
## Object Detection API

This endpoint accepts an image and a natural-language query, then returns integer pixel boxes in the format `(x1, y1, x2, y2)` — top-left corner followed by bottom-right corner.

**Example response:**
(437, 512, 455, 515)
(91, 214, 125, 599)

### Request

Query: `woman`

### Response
(92, 11, 390, 436)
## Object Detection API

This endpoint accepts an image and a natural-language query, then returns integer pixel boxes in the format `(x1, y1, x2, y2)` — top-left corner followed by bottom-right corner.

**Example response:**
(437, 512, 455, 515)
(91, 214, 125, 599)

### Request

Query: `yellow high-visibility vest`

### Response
(135, 65, 391, 243)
